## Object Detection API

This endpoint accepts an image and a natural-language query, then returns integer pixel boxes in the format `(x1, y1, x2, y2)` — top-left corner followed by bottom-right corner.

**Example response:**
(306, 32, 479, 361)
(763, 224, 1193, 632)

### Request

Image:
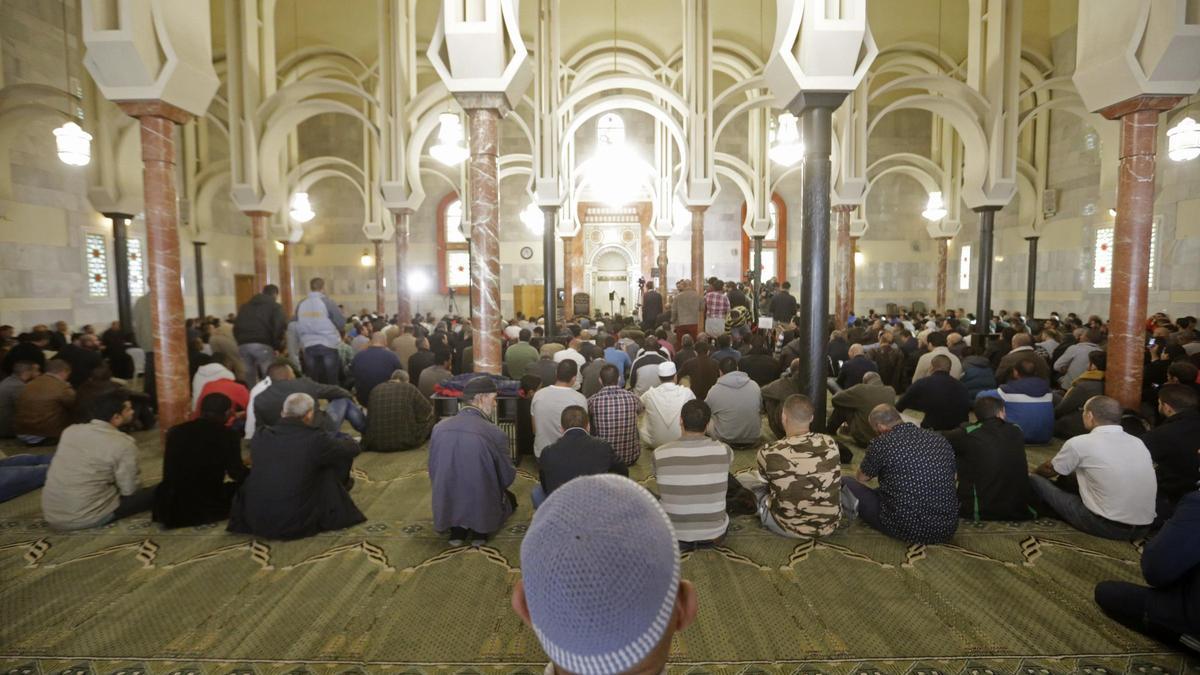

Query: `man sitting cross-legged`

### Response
(738, 394, 841, 538)
(362, 370, 435, 453)
(841, 404, 959, 544)
(943, 396, 1037, 522)
(1140, 384, 1200, 520)
(153, 393, 248, 529)
(976, 356, 1055, 444)
(533, 406, 628, 508)
(653, 400, 733, 547)
(512, 475, 699, 675)
(428, 377, 517, 547)
(228, 392, 364, 540)
(42, 389, 156, 530)
(896, 354, 971, 431)
(639, 361, 696, 450)
(705, 356, 763, 448)
(587, 363, 643, 466)
(830, 371, 896, 446)
(531, 359, 588, 459)
(1030, 395, 1156, 540)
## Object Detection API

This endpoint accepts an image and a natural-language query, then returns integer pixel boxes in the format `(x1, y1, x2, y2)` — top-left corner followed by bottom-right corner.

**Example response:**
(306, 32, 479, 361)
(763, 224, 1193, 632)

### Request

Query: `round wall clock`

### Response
(520, 246, 534, 260)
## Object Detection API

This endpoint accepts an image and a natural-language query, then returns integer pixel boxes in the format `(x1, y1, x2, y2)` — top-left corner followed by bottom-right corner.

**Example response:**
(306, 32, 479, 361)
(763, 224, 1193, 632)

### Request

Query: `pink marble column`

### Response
(690, 206, 706, 291)
(833, 205, 853, 326)
(463, 100, 504, 374)
(373, 240, 386, 315)
(1100, 95, 1181, 410)
(247, 211, 271, 290)
(118, 101, 192, 435)
(278, 241, 294, 314)
(394, 211, 411, 322)
(936, 237, 950, 311)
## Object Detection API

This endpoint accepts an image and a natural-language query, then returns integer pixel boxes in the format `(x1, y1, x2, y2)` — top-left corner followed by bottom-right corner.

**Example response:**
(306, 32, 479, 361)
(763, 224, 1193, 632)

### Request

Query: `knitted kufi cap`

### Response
(656, 361, 677, 378)
(520, 475, 681, 675)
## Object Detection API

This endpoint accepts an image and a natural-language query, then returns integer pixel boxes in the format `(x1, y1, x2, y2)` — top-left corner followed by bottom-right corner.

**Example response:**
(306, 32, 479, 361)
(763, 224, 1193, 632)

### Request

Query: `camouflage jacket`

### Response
(757, 432, 842, 537)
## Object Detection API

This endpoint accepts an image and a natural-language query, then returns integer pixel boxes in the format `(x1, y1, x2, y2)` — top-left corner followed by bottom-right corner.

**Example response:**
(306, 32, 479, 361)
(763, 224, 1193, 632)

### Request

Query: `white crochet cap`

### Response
(520, 474, 681, 675)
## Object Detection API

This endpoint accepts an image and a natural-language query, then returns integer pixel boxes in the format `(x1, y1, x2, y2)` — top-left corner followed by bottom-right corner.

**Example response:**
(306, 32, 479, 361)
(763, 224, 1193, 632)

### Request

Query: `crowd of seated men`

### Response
(2, 280, 1198, 659)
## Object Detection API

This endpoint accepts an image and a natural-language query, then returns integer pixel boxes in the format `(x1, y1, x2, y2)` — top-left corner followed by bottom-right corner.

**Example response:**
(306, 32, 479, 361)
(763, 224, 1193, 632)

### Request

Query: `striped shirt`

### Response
(652, 436, 733, 542)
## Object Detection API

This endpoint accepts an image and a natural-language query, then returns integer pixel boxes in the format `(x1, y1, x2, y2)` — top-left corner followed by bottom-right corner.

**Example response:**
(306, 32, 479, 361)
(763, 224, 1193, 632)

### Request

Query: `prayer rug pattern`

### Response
(1, 433, 1196, 673)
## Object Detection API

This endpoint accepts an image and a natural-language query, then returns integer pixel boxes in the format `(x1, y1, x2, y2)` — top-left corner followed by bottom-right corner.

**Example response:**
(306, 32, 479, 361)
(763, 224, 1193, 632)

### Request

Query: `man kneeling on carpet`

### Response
(840, 404, 959, 544)
(228, 392, 364, 540)
(42, 389, 157, 530)
(738, 394, 842, 538)
(512, 474, 698, 675)
(428, 376, 517, 547)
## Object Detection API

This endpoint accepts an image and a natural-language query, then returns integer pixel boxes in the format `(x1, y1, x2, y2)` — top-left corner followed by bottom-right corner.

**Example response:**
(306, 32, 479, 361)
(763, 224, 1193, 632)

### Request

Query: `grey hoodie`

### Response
(704, 370, 763, 445)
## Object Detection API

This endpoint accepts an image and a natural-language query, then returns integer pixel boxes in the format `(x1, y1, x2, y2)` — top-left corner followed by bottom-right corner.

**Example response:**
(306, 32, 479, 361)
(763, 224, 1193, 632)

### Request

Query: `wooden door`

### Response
(234, 274, 257, 311)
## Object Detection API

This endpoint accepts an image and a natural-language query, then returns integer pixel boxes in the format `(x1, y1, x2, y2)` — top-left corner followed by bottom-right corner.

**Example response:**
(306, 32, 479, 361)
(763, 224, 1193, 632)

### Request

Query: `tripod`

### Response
(446, 289, 459, 315)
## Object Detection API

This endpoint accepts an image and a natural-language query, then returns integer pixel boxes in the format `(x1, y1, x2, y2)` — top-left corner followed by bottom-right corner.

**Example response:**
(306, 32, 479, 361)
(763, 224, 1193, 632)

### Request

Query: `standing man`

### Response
(294, 278, 345, 385)
(670, 280, 703, 342)
(642, 281, 664, 332)
(428, 377, 517, 546)
(234, 284, 287, 388)
(768, 281, 798, 326)
(702, 278, 730, 337)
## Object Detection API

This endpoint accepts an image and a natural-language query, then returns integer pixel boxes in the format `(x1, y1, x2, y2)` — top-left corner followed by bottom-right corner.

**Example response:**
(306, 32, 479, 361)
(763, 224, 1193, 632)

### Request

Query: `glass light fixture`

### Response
(922, 191, 948, 221)
(53, 121, 92, 166)
(430, 112, 469, 166)
(360, 249, 373, 267)
(274, 241, 285, 253)
(290, 192, 315, 223)
(768, 113, 804, 167)
(1167, 116, 1200, 162)
(407, 271, 430, 293)
(1107, 208, 1117, 217)
(521, 202, 543, 235)
(854, 251, 865, 267)
(590, 145, 642, 208)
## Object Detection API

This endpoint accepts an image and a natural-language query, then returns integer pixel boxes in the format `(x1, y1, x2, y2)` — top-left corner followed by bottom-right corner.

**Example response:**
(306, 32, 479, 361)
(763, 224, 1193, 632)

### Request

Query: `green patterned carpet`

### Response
(1, 425, 1197, 675)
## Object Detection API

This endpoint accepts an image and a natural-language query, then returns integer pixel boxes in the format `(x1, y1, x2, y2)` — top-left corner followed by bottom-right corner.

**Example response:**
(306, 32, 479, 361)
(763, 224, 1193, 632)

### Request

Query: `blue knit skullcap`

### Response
(520, 475, 681, 675)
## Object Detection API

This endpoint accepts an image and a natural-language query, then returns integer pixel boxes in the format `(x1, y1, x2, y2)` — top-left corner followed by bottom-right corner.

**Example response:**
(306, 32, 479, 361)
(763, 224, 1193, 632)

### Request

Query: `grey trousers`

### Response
(1029, 474, 1149, 541)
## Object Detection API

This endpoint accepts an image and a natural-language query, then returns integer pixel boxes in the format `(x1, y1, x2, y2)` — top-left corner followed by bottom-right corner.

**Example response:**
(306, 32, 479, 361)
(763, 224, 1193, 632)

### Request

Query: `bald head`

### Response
(862, 371, 883, 386)
(1012, 332, 1032, 348)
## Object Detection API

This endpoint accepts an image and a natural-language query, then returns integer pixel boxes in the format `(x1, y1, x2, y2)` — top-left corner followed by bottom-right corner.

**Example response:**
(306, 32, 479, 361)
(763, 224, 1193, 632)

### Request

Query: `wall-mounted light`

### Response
(1108, 208, 1117, 217)
(430, 112, 469, 166)
(922, 191, 948, 221)
(1167, 116, 1199, 162)
(408, 271, 430, 293)
(521, 202, 542, 235)
(360, 249, 374, 267)
(854, 251, 865, 267)
(54, 121, 92, 166)
(994, 255, 1005, 262)
(274, 241, 285, 253)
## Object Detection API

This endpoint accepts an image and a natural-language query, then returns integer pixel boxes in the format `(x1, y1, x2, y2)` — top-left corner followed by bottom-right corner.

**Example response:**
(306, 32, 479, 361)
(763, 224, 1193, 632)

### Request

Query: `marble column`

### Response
(1099, 95, 1181, 410)
(1024, 236, 1039, 319)
(936, 237, 951, 311)
(106, 213, 134, 334)
(540, 206, 557, 329)
(848, 237, 859, 318)
(974, 206, 1000, 348)
(561, 235, 576, 321)
(751, 235, 764, 319)
(193, 242, 206, 318)
(462, 97, 505, 374)
(373, 240, 386, 315)
(795, 98, 843, 431)
(117, 101, 192, 434)
(689, 206, 706, 291)
(657, 237, 669, 294)
(833, 206, 853, 326)
(247, 211, 271, 290)
(278, 241, 294, 315)
(393, 211, 411, 322)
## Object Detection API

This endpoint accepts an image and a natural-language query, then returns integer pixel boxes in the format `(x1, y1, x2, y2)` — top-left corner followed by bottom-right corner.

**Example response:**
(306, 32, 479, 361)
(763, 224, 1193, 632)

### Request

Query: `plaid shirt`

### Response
(705, 291, 730, 319)
(587, 385, 643, 465)
(363, 381, 435, 452)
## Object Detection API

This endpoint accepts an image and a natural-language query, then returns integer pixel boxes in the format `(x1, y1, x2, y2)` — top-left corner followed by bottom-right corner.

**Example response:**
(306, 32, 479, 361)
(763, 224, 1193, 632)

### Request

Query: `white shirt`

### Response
(638, 383, 696, 450)
(244, 376, 272, 440)
(530, 385, 587, 458)
(912, 346, 963, 381)
(552, 348, 587, 390)
(1051, 425, 1157, 525)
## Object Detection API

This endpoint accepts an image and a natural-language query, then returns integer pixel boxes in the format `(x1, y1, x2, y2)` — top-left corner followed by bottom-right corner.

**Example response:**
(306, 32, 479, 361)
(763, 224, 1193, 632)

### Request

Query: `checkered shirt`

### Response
(705, 291, 730, 319)
(587, 385, 644, 465)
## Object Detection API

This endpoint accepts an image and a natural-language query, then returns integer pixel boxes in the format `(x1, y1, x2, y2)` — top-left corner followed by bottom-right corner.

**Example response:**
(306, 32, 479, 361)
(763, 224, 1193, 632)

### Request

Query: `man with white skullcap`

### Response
(637, 361, 695, 450)
(512, 475, 699, 675)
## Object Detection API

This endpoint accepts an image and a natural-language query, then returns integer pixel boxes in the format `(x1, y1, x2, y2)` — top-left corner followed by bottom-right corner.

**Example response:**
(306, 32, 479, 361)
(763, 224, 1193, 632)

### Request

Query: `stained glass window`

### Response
(958, 244, 971, 290)
(86, 233, 109, 298)
(127, 238, 147, 298)
(1093, 227, 1113, 289)
(1148, 221, 1158, 289)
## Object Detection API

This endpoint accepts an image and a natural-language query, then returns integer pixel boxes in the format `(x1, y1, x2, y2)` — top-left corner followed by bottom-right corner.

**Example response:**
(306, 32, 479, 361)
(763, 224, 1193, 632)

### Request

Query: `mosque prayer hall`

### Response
(2, 0, 1200, 673)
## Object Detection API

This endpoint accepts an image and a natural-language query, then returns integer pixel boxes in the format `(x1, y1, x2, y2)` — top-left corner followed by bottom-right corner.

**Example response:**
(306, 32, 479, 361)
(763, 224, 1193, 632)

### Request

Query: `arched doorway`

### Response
(589, 245, 636, 317)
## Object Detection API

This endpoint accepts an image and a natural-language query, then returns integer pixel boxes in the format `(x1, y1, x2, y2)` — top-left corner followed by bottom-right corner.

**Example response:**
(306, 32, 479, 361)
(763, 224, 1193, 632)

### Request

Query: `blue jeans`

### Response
(304, 345, 341, 385)
(841, 477, 883, 532)
(325, 398, 367, 434)
(239, 342, 275, 388)
(531, 484, 547, 509)
(0, 454, 52, 502)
